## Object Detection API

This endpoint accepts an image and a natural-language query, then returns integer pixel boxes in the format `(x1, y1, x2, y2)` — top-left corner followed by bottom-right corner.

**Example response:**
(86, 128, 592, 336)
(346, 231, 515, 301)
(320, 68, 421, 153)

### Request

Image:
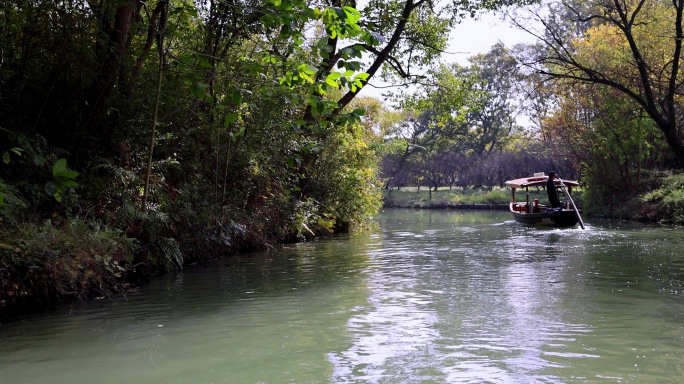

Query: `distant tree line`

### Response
(379, 43, 579, 193)
(381, 141, 578, 192)
(379, 0, 684, 205)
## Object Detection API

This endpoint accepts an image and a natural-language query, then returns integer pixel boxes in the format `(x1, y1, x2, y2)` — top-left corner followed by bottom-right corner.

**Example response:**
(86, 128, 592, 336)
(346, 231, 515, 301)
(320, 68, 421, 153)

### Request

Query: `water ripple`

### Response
(3, 211, 684, 383)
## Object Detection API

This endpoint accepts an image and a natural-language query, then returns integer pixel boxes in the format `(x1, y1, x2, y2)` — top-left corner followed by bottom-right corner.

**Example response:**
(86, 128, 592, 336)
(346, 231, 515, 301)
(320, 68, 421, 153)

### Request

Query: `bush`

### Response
(641, 172, 684, 224)
(0, 218, 134, 316)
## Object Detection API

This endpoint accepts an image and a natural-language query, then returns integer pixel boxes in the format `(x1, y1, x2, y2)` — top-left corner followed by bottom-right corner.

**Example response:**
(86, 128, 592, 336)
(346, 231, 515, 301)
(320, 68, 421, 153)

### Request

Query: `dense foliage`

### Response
(0, 0, 380, 309)
(1, 0, 538, 313)
(3, 0, 681, 315)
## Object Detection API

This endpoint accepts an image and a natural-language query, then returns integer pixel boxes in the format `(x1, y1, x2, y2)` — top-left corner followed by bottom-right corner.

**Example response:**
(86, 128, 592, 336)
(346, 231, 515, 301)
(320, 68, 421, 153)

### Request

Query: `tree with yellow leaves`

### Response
(516, 0, 684, 168)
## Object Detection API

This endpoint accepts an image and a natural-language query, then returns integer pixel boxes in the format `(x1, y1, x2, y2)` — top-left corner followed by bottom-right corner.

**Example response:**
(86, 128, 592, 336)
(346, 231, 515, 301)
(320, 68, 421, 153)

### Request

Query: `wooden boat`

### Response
(505, 173, 583, 227)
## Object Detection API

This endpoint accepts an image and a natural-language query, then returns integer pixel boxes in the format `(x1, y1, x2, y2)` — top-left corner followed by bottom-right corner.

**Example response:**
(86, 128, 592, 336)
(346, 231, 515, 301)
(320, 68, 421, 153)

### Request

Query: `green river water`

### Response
(1, 209, 683, 383)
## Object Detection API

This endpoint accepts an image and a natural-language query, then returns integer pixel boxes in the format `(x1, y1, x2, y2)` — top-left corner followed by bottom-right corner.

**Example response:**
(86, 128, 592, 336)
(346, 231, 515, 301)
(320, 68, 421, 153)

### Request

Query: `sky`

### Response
(442, 12, 534, 65)
(358, 12, 536, 101)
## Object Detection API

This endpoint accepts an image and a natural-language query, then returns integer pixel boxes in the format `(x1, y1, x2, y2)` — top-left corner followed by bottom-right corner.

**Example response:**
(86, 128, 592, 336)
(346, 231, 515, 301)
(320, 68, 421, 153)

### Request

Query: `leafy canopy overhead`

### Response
(260, 0, 540, 121)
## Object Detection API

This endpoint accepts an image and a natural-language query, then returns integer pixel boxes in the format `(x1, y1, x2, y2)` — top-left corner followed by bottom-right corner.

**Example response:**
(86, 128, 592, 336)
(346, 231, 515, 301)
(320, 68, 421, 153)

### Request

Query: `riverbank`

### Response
(3, 177, 682, 320)
(590, 172, 684, 225)
(3, 210, 683, 383)
(381, 177, 684, 226)
(381, 186, 554, 210)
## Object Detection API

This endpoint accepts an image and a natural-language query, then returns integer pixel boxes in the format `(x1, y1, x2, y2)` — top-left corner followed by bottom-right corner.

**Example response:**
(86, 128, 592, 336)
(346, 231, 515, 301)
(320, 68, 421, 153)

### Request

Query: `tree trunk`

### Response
(122, 1, 166, 97)
(86, 0, 139, 128)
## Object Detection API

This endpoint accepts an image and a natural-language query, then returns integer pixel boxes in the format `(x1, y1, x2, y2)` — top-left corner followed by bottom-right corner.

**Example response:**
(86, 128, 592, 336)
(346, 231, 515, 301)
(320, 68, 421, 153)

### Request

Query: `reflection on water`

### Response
(2, 209, 684, 383)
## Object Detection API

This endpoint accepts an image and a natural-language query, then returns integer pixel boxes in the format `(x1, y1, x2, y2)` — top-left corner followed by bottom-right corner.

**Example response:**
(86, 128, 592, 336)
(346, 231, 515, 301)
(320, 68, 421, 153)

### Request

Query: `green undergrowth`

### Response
(638, 173, 684, 224)
(0, 219, 135, 317)
(580, 170, 684, 224)
(556, 170, 684, 225)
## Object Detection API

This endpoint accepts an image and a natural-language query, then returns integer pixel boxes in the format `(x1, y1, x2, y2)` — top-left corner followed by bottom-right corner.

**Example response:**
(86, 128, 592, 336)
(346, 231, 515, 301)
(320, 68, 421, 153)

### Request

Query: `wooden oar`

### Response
(557, 176, 585, 229)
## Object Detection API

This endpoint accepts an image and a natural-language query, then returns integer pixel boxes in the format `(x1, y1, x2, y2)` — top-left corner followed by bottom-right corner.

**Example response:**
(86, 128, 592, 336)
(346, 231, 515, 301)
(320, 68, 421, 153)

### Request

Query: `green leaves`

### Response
(322, 7, 363, 39)
(223, 113, 238, 126)
(52, 158, 78, 179)
(191, 83, 209, 100)
(2, 147, 23, 164)
(321, 70, 369, 92)
(343, 6, 361, 23)
(297, 64, 319, 83)
(262, 0, 371, 99)
(325, 72, 342, 87)
(45, 158, 79, 202)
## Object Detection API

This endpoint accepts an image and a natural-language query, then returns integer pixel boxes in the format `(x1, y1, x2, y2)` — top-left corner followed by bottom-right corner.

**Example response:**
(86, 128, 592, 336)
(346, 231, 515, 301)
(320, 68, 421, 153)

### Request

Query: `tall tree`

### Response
(513, 0, 684, 167)
(458, 43, 522, 157)
(544, 81, 661, 193)
(87, 0, 145, 127)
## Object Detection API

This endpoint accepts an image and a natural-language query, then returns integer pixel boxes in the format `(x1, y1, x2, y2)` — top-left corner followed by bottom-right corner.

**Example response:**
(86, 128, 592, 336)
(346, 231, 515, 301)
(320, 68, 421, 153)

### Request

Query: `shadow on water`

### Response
(0, 234, 378, 384)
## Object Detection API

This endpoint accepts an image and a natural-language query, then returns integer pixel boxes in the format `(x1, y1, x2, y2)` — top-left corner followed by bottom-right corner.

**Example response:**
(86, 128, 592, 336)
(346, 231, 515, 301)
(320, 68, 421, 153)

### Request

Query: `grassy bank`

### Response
(0, 219, 135, 317)
(381, 186, 571, 209)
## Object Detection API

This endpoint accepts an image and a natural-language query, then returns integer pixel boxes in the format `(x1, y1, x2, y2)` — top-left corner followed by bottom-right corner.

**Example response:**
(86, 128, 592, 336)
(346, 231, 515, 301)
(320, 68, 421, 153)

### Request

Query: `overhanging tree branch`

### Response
(515, 0, 684, 167)
(333, 0, 420, 114)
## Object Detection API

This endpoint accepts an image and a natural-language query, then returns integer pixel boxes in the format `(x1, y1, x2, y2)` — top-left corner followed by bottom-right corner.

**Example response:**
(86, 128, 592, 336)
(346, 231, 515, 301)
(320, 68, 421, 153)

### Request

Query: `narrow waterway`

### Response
(1, 209, 683, 383)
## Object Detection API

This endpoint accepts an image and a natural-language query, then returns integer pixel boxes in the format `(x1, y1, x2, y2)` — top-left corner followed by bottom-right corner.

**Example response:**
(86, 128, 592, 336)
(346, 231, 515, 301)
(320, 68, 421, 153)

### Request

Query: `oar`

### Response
(557, 176, 585, 229)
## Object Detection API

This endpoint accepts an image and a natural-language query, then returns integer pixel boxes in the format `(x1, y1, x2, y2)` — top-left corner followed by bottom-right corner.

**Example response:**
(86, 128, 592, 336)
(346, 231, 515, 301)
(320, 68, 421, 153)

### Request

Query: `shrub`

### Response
(0, 218, 134, 315)
(641, 172, 684, 224)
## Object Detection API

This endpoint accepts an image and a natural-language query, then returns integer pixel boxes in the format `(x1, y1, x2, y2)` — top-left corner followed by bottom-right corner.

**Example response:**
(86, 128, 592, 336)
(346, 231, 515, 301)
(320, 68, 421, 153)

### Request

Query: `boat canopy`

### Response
(505, 175, 580, 190)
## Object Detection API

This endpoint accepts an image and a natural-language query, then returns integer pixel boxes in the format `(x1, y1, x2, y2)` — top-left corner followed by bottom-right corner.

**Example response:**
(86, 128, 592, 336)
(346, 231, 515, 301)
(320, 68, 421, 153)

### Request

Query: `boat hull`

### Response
(505, 174, 584, 228)
(510, 204, 580, 227)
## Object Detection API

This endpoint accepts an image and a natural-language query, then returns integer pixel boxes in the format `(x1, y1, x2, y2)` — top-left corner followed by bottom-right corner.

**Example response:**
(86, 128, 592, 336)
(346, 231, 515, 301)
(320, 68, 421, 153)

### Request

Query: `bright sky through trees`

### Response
(359, 12, 534, 100)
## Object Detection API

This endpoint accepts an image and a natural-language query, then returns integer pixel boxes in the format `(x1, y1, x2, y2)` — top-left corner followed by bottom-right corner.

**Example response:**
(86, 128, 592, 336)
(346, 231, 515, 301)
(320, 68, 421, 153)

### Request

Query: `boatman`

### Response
(546, 172, 562, 208)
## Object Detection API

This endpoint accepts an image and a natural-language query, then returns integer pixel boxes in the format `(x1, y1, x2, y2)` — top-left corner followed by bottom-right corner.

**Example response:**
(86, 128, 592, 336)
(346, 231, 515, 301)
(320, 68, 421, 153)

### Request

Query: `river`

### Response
(1, 209, 683, 383)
